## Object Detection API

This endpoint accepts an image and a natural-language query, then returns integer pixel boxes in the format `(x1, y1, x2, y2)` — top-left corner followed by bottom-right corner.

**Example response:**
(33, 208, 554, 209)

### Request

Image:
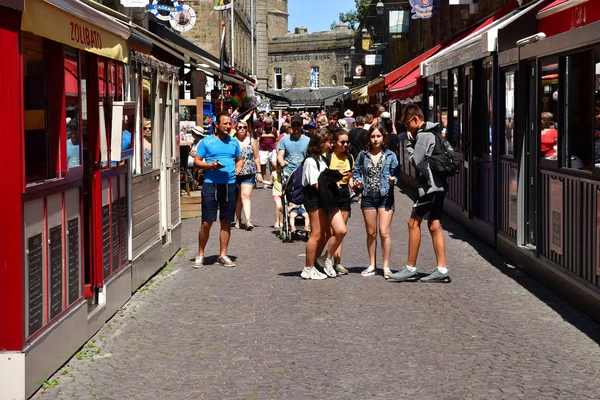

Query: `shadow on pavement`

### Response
(397, 182, 600, 345)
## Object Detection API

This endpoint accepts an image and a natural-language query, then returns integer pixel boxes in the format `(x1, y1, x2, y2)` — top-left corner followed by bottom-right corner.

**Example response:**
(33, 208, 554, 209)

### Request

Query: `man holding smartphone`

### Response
(194, 112, 243, 268)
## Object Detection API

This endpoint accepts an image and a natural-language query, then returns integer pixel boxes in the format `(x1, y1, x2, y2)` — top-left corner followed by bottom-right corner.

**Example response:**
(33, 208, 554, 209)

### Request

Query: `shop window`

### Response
(595, 48, 600, 170)
(450, 68, 462, 151)
(503, 71, 515, 157)
(433, 74, 440, 124)
(440, 71, 448, 138)
(65, 47, 81, 169)
(426, 79, 434, 121)
(142, 70, 156, 170)
(23, 32, 58, 183)
(344, 64, 351, 81)
(539, 56, 559, 163)
(480, 59, 493, 158)
(564, 50, 594, 170)
(274, 67, 282, 89)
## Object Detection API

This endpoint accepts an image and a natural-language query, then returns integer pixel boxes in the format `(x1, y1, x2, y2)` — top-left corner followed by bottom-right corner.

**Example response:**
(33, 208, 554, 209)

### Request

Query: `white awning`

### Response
(421, 0, 545, 77)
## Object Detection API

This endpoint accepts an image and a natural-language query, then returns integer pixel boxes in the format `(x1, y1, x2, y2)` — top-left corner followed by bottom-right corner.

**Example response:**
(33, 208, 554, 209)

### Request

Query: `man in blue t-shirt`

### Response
(193, 112, 242, 269)
(277, 115, 310, 176)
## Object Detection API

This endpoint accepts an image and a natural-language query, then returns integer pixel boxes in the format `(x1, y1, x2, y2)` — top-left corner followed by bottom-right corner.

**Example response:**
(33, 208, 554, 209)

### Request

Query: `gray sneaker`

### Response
(217, 255, 236, 267)
(334, 264, 349, 275)
(420, 269, 451, 283)
(387, 267, 419, 282)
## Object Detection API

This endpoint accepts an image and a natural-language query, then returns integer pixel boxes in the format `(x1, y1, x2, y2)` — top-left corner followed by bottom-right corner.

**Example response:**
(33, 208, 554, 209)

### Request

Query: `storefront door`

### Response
(463, 65, 474, 218)
(524, 62, 538, 248)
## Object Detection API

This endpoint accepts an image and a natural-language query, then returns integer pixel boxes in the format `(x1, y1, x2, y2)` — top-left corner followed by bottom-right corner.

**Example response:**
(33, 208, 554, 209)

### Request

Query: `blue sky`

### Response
(288, 0, 356, 34)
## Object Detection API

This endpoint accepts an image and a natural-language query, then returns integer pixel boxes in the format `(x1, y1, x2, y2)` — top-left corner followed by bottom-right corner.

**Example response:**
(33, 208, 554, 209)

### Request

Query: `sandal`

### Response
(361, 265, 376, 277)
(383, 268, 392, 279)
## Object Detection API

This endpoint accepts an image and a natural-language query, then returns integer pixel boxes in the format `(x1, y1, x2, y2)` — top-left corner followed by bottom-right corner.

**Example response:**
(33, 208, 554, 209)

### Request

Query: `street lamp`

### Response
(376, 1, 384, 16)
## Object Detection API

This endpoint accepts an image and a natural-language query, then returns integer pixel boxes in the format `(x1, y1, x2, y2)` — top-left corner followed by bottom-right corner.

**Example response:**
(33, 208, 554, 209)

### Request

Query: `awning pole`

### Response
(231, 0, 235, 68)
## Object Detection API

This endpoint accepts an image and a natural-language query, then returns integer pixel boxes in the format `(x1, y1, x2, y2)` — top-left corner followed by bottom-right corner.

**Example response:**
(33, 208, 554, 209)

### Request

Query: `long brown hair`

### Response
(307, 128, 331, 156)
(367, 123, 388, 150)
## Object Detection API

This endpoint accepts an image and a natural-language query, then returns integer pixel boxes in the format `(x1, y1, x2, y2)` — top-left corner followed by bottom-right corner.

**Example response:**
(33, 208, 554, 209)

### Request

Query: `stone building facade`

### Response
(182, 0, 254, 76)
(267, 25, 354, 90)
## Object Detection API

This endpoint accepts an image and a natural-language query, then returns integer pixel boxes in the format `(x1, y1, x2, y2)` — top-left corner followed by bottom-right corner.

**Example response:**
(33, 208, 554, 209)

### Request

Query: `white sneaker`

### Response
(323, 258, 337, 278)
(193, 255, 204, 269)
(301, 267, 328, 280)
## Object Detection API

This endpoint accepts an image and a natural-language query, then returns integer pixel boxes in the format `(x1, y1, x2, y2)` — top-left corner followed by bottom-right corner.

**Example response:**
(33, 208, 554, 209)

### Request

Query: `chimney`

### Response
(334, 24, 349, 31)
(294, 26, 308, 34)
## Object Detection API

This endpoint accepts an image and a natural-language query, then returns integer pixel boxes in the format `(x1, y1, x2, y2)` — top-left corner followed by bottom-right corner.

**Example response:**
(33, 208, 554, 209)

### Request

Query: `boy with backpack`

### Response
(387, 104, 453, 283)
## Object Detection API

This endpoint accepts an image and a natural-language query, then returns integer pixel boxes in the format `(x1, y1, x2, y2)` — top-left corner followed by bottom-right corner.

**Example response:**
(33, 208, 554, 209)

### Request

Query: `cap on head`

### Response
(291, 115, 304, 125)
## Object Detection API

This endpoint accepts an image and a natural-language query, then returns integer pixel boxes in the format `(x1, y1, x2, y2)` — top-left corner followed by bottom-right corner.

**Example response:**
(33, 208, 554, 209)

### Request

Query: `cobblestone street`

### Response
(33, 186, 600, 400)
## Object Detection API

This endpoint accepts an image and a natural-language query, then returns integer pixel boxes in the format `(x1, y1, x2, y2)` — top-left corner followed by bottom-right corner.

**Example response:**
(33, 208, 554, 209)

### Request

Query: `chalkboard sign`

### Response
(102, 204, 111, 278)
(111, 200, 120, 270)
(49, 225, 63, 319)
(120, 197, 127, 265)
(27, 233, 44, 336)
(67, 218, 80, 305)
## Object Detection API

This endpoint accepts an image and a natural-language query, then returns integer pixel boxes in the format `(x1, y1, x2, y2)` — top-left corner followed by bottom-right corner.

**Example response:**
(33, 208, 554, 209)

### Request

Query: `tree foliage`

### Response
(335, 0, 372, 30)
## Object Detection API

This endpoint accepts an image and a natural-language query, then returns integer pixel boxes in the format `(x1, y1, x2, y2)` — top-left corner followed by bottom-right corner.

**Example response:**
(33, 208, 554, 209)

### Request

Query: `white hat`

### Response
(191, 126, 205, 136)
(381, 111, 391, 119)
(344, 109, 354, 117)
(338, 119, 348, 128)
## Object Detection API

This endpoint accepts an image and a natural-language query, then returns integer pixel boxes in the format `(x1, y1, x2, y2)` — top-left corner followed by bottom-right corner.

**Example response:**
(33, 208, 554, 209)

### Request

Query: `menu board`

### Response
(102, 204, 111, 278)
(67, 217, 80, 305)
(120, 197, 128, 265)
(27, 233, 44, 336)
(49, 225, 63, 319)
(111, 200, 120, 270)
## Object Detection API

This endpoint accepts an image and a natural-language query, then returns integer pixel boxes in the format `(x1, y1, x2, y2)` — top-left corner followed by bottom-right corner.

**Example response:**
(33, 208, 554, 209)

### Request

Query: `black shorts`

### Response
(303, 186, 320, 212)
(337, 185, 352, 214)
(201, 183, 238, 223)
(411, 191, 445, 221)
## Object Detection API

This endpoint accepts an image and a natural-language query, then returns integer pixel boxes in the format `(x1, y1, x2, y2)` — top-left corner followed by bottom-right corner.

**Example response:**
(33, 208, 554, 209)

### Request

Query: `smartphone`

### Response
(215, 162, 225, 169)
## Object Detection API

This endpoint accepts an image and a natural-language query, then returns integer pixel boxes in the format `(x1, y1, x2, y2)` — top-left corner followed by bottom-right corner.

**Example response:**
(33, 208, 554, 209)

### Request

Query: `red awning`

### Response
(387, 67, 421, 100)
(537, 0, 600, 38)
(384, 45, 441, 87)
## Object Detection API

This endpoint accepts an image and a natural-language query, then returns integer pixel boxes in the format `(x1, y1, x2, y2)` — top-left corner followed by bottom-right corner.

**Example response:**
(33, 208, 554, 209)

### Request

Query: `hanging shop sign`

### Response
(549, 178, 563, 255)
(170, 5, 196, 32)
(213, 0, 231, 11)
(121, 0, 149, 7)
(409, 0, 439, 19)
(365, 54, 382, 66)
(149, 0, 183, 21)
(361, 33, 373, 51)
(354, 64, 363, 78)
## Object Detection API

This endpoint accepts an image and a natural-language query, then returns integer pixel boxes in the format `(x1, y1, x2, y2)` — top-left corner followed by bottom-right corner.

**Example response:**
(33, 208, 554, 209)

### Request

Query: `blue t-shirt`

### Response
(197, 134, 241, 184)
(277, 134, 309, 175)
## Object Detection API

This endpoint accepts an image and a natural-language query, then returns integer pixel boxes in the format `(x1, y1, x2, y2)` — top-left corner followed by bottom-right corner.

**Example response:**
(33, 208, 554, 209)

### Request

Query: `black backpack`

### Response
(428, 131, 461, 177)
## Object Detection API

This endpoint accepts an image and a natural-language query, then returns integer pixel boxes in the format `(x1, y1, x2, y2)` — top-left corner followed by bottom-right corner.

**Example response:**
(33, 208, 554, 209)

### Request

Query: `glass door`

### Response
(525, 62, 538, 247)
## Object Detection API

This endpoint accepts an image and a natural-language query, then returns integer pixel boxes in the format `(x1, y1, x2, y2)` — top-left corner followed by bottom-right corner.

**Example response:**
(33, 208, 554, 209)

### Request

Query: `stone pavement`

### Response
(33, 185, 600, 399)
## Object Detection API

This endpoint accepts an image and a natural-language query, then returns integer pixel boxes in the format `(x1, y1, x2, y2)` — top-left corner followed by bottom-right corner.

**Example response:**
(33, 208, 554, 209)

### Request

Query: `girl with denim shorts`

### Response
(352, 123, 399, 278)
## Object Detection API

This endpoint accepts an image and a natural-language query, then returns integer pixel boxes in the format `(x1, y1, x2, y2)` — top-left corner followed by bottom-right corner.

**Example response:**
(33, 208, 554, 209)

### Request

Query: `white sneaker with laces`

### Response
(217, 255, 235, 267)
(301, 267, 328, 280)
(193, 255, 204, 269)
(323, 258, 337, 278)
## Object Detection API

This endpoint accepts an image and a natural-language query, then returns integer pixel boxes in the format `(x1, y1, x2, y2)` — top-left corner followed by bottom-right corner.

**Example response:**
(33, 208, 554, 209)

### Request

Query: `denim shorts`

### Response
(236, 174, 256, 186)
(361, 192, 395, 211)
(201, 183, 238, 223)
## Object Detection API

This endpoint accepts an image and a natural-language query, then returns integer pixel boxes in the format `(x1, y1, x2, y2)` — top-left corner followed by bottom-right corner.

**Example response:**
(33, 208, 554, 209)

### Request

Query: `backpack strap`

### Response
(325, 152, 332, 167)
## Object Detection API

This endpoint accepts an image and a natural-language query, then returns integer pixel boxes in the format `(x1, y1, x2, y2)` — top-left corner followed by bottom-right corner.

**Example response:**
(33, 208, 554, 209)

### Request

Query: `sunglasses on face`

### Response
(237, 126, 247, 130)
(339, 140, 349, 145)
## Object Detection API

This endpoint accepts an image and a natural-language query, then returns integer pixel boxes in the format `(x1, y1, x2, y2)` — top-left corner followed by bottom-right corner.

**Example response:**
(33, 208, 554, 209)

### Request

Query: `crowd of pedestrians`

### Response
(191, 104, 451, 283)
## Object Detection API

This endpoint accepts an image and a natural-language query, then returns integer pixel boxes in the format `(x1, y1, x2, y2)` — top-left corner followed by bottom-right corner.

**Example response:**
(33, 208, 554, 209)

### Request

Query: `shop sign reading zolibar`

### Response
(22, 0, 128, 62)
(70, 22, 103, 49)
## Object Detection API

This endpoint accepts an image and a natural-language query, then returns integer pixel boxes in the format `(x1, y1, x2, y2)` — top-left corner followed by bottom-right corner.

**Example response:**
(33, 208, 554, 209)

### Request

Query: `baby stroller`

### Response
(279, 167, 309, 243)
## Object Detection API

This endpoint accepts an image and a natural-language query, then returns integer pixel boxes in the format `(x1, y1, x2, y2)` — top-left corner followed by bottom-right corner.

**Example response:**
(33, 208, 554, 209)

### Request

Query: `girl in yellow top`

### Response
(324, 128, 354, 275)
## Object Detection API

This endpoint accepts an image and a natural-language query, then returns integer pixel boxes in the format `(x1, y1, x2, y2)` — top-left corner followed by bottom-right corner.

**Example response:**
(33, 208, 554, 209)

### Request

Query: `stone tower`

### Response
(256, 0, 289, 89)
(267, 0, 289, 40)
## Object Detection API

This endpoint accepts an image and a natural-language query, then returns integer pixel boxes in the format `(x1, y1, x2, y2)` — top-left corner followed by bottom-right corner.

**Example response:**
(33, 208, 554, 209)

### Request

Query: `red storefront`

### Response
(0, 0, 138, 397)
